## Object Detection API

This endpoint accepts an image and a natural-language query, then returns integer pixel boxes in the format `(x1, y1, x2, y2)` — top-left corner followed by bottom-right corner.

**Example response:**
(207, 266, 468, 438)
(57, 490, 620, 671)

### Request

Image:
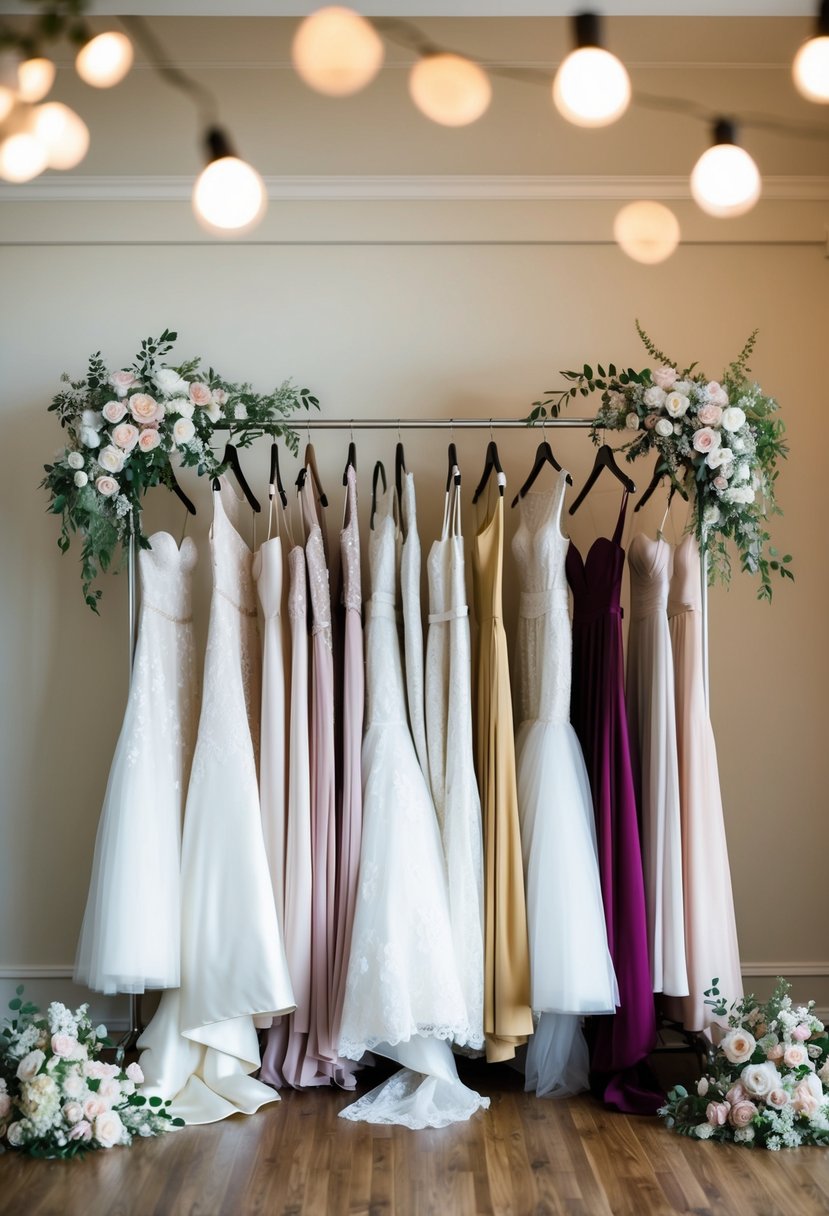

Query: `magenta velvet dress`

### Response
(566, 490, 660, 1114)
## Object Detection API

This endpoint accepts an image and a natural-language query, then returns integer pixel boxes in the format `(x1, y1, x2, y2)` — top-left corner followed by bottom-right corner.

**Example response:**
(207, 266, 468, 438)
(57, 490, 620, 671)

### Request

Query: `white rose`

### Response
(721, 1028, 757, 1065)
(80, 426, 101, 449)
(643, 385, 666, 409)
(154, 367, 189, 396)
(67, 451, 84, 470)
(93, 1109, 124, 1149)
(211, 387, 228, 406)
(96, 475, 119, 498)
(125, 1062, 144, 1085)
(703, 503, 721, 528)
(98, 445, 127, 474)
(173, 417, 196, 446)
(203, 401, 222, 424)
(742, 1062, 779, 1100)
(705, 447, 734, 470)
(655, 419, 673, 438)
(102, 399, 128, 425)
(664, 391, 690, 419)
(721, 406, 746, 432)
(625, 412, 640, 431)
(724, 485, 755, 506)
(695, 1123, 715, 1139)
(73, 471, 88, 488)
(95, 1024, 107, 1039)
(733, 1127, 755, 1143)
(16, 1050, 45, 1082)
(62, 1070, 84, 1098)
(732, 463, 750, 484)
(169, 397, 194, 418)
(63, 1101, 84, 1125)
(6, 1122, 25, 1147)
(109, 370, 137, 397)
(731, 436, 746, 453)
(697, 1077, 709, 1096)
(674, 380, 693, 395)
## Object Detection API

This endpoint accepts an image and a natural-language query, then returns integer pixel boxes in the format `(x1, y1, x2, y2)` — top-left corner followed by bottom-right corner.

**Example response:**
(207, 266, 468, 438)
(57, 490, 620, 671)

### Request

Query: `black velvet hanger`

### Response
(342, 439, 357, 486)
(472, 440, 504, 504)
(568, 443, 636, 516)
(371, 460, 387, 530)
(446, 441, 461, 491)
(268, 441, 288, 509)
(222, 442, 261, 512)
(168, 468, 196, 516)
(511, 439, 572, 508)
(304, 442, 328, 508)
(394, 440, 406, 503)
(634, 455, 689, 513)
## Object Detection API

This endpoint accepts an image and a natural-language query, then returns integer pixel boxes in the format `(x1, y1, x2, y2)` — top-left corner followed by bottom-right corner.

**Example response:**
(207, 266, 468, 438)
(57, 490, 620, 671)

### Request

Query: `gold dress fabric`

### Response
(471, 489, 534, 1063)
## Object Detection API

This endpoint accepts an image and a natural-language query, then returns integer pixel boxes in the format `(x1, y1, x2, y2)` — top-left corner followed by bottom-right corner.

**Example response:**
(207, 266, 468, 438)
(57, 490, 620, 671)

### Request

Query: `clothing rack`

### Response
(119, 412, 710, 1051)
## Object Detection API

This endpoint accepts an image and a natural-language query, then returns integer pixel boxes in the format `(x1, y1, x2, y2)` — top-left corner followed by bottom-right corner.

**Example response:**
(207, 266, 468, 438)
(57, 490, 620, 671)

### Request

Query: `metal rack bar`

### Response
(233, 417, 596, 430)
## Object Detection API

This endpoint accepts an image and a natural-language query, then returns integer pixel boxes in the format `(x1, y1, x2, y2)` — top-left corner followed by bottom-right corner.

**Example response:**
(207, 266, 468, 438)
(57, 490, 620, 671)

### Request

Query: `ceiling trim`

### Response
(0, 1, 816, 15)
(1, 173, 827, 203)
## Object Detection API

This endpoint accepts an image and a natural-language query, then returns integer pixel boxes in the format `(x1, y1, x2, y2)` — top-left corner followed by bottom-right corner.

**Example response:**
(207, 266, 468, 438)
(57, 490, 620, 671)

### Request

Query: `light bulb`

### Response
(0, 131, 48, 182)
(192, 129, 266, 235)
(75, 31, 134, 89)
(409, 53, 491, 126)
(614, 201, 680, 264)
(292, 5, 384, 96)
(793, 35, 829, 103)
(553, 12, 630, 128)
(0, 85, 15, 124)
(32, 102, 90, 170)
(690, 120, 761, 218)
(16, 57, 56, 103)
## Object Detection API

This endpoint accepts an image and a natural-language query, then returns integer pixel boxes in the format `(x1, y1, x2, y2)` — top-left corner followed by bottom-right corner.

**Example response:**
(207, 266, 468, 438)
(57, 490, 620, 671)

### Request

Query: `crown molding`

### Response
(1, 173, 828, 204)
(0, 2, 816, 15)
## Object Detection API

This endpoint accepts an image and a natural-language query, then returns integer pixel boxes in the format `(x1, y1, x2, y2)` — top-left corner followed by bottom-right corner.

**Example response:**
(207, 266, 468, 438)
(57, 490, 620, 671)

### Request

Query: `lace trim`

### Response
(427, 605, 469, 624)
(339, 1023, 484, 1062)
(338, 1084, 490, 1129)
(518, 588, 568, 619)
(215, 586, 258, 618)
(143, 601, 193, 625)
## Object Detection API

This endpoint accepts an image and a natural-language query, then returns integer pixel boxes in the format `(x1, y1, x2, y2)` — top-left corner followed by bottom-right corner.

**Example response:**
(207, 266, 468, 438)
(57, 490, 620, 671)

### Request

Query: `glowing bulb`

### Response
(409, 53, 491, 126)
(32, 102, 90, 170)
(75, 32, 134, 88)
(793, 35, 829, 103)
(193, 141, 266, 235)
(553, 46, 630, 127)
(690, 121, 761, 218)
(292, 6, 384, 96)
(0, 85, 15, 124)
(16, 57, 56, 103)
(0, 131, 48, 182)
(613, 201, 680, 264)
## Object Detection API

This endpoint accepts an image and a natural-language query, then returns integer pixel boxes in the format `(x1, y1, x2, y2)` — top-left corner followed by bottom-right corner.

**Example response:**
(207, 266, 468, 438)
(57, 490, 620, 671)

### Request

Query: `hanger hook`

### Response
(306, 413, 311, 447)
(489, 418, 494, 441)
(449, 417, 455, 443)
(350, 418, 354, 443)
(397, 419, 402, 443)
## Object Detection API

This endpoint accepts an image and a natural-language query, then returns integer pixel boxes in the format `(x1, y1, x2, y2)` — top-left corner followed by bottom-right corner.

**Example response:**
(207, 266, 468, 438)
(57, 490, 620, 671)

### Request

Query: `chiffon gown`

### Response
(471, 481, 534, 1064)
(626, 532, 689, 998)
(425, 468, 485, 1053)
(138, 479, 295, 1125)
(75, 532, 199, 996)
(512, 474, 618, 1098)
(566, 490, 660, 1114)
(337, 474, 488, 1128)
(400, 469, 430, 785)
(664, 534, 742, 1030)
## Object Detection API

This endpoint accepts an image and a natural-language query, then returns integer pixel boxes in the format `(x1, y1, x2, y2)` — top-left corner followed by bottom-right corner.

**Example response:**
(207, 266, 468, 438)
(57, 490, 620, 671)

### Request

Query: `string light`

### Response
(409, 53, 492, 127)
(553, 12, 631, 128)
(75, 31, 134, 89)
(614, 200, 680, 264)
(690, 119, 761, 218)
(32, 102, 90, 170)
(16, 57, 56, 103)
(292, 6, 384, 97)
(793, 0, 829, 103)
(0, 131, 48, 182)
(192, 126, 266, 235)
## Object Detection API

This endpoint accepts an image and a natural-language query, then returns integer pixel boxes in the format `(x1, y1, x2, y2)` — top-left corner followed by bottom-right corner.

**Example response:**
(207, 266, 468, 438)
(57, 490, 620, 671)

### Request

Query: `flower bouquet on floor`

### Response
(660, 979, 829, 1149)
(0, 987, 182, 1158)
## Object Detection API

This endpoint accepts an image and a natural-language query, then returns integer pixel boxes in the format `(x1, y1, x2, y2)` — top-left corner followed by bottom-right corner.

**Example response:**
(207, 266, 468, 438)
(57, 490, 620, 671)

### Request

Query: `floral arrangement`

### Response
(661, 979, 829, 1150)
(41, 330, 318, 611)
(530, 323, 792, 601)
(0, 987, 181, 1159)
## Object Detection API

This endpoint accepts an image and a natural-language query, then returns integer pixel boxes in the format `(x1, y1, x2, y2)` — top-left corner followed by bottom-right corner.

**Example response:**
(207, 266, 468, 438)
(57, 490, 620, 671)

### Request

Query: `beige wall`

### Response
(1, 15, 827, 1025)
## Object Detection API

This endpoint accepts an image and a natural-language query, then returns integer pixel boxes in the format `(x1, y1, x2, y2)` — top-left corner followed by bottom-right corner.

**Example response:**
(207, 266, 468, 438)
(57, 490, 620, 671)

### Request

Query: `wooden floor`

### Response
(2, 1060, 828, 1216)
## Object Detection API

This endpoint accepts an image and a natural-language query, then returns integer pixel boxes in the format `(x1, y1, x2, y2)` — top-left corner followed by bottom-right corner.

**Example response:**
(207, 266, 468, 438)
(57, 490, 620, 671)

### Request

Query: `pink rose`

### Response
(109, 370, 137, 397)
(129, 393, 164, 424)
(706, 1100, 731, 1126)
(692, 427, 721, 454)
(725, 1082, 746, 1106)
(767, 1043, 785, 1062)
(95, 475, 119, 498)
(112, 422, 139, 451)
(713, 475, 729, 491)
(652, 365, 677, 391)
(125, 1062, 144, 1085)
(102, 400, 127, 424)
(137, 428, 161, 453)
(99, 1078, 120, 1103)
(84, 1096, 106, 1121)
(767, 1089, 789, 1109)
(793, 1024, 811, 1042)
(68, 1120, 92, 1142)
(50, 1033, 77, 1058)
(83, 1060, 107, 1080)
(784, 1044, 808, 1068)
(729, 1100, 758, 1129)
(189, 382, 212, 407)
(793, 1082, 820, 1117)
(63, 1101, 84, 1124)
(643, 414, 659, 430)
(706, 380, 729, 408)
(94, 1109, 125, 1148)
(211, 387, 228, 406)
(697, 403, 723, 427)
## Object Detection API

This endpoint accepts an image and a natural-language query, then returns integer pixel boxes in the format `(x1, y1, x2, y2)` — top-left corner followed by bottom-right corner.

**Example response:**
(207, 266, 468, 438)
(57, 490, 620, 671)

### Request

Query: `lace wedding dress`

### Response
(138, 480, 295, 1125)
(75, 532, 199, 995)
(337, 473, 489, 1129)
(513, 473, 618, 1098)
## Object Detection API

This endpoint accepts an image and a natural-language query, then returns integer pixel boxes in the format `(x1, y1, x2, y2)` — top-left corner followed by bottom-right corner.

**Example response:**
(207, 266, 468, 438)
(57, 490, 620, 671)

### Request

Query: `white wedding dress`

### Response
(138, 479, 295, 1125)
(337, 474, 488, 1129)
(512, 473, 618, 1098)
(75, 532, 199, 995)
(424, 467, 485, 1051)
(400, 469, 430, 785)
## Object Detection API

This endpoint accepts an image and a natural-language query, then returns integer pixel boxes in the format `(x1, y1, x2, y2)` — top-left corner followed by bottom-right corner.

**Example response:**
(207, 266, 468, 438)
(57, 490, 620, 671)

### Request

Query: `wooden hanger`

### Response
(634, 456, 688, 514)
(511, 438, 572, 508)
(269, 441, 288, 509)
(446, 441, 461, 491)
(371, 460, 387, 530)
(472, 439, 505, 504)
(222, 442, 261, 512)
(568, 443, 636, 516)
